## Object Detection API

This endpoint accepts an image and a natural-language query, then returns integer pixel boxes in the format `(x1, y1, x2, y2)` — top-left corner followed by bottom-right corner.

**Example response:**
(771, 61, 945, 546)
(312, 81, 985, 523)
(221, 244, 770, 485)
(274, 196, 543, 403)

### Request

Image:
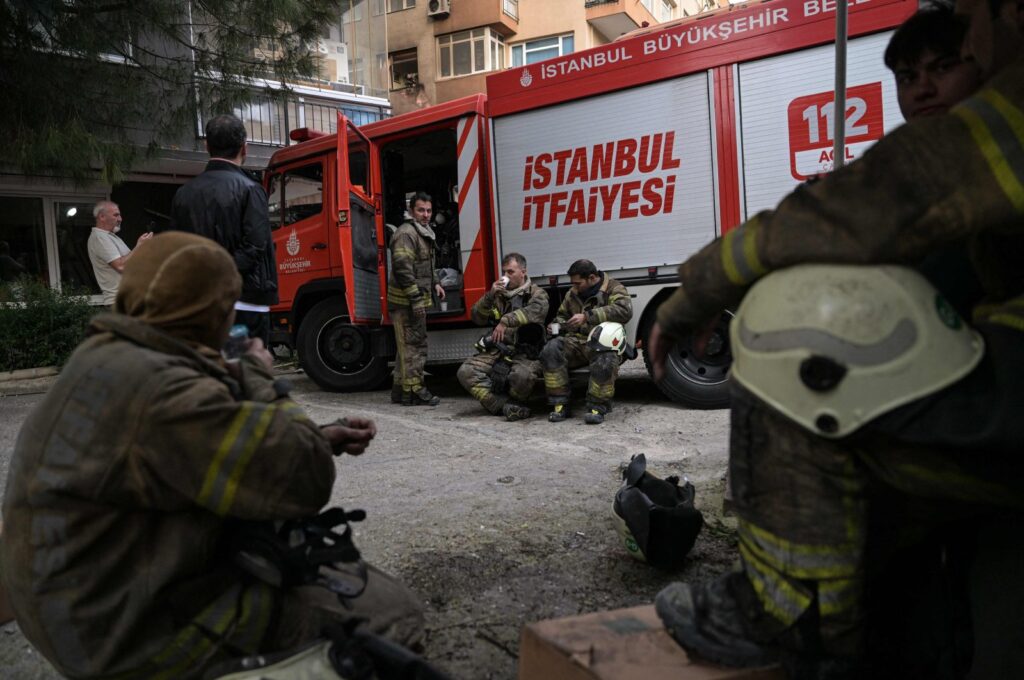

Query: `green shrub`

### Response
(0, 278, 97, 372)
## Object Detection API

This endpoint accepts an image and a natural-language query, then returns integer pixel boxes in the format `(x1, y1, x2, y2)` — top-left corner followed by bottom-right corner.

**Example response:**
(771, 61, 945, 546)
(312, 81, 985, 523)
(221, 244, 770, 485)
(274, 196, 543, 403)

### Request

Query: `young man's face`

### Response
(411, 199, 432, 226)
(893, 48, 981, 120)
(569, 273, 599, 296)
(502, 258, 527, 289)
(957, 0, 1024, 77)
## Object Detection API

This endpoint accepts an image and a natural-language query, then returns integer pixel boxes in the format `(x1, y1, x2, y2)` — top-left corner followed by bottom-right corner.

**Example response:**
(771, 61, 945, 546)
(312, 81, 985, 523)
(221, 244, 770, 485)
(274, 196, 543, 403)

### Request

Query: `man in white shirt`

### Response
(87, 201, 152, 308)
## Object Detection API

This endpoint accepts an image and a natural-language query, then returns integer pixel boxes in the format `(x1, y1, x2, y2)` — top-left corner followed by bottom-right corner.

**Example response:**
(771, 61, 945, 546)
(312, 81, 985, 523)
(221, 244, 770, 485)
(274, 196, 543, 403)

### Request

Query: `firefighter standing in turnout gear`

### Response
(0, 232, 423, 680)
(387, 192, 446, 406)
(458, 252, 548, 421)
(648, 0, 1024, 675)
(541, 259, 632, 424)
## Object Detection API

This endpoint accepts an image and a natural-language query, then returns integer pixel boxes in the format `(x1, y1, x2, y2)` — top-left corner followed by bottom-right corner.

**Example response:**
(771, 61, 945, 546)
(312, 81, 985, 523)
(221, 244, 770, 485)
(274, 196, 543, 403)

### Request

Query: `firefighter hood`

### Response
(115, 231, 242, 349)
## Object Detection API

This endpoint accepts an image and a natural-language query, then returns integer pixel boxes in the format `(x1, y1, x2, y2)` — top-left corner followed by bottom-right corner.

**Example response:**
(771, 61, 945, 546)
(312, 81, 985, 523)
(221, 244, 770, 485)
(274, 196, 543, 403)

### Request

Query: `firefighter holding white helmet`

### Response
(540, 259, 632, 425)
(647, 0, 1024, 675)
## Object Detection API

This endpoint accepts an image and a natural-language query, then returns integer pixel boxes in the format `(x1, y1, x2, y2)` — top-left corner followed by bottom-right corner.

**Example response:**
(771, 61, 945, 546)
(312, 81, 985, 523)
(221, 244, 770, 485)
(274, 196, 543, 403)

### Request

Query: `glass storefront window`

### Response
(56, 201, 101, 295)
(0, 197, 47, 286)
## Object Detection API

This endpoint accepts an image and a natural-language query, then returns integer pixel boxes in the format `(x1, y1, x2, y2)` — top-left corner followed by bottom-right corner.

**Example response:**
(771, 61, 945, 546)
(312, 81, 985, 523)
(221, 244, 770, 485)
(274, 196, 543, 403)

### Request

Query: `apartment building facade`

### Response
(0, 0, 390, 304)
(385, 0, 731, 115)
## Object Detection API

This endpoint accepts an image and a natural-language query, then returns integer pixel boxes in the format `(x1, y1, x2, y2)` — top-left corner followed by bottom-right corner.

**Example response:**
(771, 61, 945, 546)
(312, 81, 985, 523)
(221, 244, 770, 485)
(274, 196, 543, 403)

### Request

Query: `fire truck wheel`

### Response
(643, 310, 732, 410)
(297, 299, 389, 391)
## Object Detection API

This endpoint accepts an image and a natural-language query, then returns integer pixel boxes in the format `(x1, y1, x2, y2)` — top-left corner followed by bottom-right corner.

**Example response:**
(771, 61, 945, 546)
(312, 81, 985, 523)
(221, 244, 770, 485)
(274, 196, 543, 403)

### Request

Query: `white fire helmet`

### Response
(588, 321, 627, 354)
(730, 265, 984, 438)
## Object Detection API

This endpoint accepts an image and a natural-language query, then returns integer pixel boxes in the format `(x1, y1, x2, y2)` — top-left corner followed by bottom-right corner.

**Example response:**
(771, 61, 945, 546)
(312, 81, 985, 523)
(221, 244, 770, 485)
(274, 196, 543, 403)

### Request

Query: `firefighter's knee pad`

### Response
(590, 351, 617, 382)
(540, 337, 566, 370)
(456, 360, 476, 388)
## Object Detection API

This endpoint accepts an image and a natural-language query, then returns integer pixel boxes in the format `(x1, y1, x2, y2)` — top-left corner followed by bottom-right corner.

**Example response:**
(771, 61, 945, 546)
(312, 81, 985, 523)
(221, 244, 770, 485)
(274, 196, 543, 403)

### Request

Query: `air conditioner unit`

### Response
(426, 0, 450, 18)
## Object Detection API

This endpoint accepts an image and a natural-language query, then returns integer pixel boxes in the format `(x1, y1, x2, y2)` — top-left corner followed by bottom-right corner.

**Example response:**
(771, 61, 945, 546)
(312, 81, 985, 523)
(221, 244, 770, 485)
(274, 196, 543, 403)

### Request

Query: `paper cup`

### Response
(440, 300, 448, 312)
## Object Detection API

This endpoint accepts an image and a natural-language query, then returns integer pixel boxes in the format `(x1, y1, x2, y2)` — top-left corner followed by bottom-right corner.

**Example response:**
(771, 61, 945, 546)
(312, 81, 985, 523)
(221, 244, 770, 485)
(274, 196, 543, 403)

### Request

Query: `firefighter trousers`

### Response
(391, 307, 428, 394)
(729, 325, 1024, 661)
(539, 335, 619, 406)
(457, 351, 541, 414)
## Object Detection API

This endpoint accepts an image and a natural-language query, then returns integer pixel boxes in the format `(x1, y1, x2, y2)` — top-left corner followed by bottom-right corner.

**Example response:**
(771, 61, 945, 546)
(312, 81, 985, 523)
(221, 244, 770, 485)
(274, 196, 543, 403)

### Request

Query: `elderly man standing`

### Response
(87, 201, 151, 308)
(0, 232, 423, 679)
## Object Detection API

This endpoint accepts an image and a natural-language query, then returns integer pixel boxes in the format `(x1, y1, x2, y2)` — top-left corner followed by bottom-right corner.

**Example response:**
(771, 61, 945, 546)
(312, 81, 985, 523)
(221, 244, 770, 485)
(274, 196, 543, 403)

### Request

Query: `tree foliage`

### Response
(0, 0, 343, 184)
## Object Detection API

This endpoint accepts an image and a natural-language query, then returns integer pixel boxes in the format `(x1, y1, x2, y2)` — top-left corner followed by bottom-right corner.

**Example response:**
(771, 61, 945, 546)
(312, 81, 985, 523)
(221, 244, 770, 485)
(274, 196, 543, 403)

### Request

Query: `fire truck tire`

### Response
(297, 300, 389, 392)
(642, 311, 732, 410)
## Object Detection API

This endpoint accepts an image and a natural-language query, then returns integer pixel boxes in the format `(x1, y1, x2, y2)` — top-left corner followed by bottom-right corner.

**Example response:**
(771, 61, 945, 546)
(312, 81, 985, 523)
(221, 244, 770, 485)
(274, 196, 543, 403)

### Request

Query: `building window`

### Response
(510, 34, 574, 67)
(502, 0, 519, 20)
(388, 0, 415, 11)
(390, 49, 418, 90)
(0, 197, 47, 289)
(640, 0, 655, 13)
(55, 201, 102, 295)
(438, 28, 505, 78)
(341, 0, 364, 23)
(660, 0, 675, 21)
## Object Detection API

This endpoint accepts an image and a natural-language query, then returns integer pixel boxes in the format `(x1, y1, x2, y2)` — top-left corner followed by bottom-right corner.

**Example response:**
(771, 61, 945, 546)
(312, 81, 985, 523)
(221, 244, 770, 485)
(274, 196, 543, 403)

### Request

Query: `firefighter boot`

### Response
(548, 403, 569, 423)
(655, 571, 784, 669)
(584, 402, 609, 425)
(391, 384, 403, 404)
(502, 401, 531, 422)
(402, 388, 441, 406)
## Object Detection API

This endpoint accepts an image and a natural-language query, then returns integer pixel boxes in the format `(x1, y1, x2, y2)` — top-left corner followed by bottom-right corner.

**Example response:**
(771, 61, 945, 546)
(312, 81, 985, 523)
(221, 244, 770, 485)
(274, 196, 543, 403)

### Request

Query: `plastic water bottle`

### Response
(223, 324, 250, 360)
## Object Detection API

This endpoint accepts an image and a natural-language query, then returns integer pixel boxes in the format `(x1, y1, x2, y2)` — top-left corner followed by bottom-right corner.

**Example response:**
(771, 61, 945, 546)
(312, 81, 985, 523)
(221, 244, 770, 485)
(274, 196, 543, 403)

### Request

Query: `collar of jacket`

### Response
(204, 158, 252, 179)
(88, 313, 232, 382)
(403, 218, 436, 243)
(580, 272, 606, 301)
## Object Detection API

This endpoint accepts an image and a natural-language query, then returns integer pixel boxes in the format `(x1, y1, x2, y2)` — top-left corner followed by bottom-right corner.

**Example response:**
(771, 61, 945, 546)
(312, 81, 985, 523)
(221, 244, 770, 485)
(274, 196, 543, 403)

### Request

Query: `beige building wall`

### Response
(386, 0, 681, 116)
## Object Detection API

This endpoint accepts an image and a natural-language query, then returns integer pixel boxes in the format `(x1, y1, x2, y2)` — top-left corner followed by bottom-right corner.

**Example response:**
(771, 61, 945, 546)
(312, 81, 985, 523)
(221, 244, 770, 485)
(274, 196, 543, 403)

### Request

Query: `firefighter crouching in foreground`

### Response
(458, 252, 548, 421)
(648, 0, 1024, 675)
(0, 232, 423, 679)
(540, 259, 633, 425)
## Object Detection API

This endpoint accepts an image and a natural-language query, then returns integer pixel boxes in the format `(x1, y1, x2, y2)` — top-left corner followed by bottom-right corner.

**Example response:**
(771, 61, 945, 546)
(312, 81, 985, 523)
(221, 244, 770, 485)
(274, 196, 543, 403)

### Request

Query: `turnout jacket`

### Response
(0, 315, 334, 679)
(387, 221, 436, 312)
(554, 274, 633, 339)
(471, 283, 549, 347)
(657, 58, 1024, 336)
(169, 160, 279, 306)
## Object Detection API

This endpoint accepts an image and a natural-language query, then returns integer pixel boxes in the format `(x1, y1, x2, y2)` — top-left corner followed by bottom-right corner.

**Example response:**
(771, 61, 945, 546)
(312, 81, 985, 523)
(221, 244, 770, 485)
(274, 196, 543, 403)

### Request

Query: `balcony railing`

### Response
(584, 0, 617, 7)
(503, 0, 519, 20)
(200, 93, 388, 146)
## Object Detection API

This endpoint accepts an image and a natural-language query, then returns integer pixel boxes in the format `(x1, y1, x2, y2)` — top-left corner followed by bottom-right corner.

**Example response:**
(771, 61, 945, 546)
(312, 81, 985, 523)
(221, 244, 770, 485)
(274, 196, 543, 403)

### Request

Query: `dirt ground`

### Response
(0, 359, 735, 679)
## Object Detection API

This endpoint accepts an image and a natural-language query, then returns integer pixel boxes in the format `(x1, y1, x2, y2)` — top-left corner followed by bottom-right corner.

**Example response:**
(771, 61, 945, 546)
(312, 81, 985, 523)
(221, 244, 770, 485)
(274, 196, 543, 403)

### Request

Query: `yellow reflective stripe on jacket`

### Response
(198, 403, 276, 516)
(721, 216, 767, 285)
(392, 246, 417, 260)
(739, 540, 812, 626)
(954, 91, 1024, 213)
(510, 309, 528, 326)
(738, 521, 859, 580)
(817, 578, 861, 618)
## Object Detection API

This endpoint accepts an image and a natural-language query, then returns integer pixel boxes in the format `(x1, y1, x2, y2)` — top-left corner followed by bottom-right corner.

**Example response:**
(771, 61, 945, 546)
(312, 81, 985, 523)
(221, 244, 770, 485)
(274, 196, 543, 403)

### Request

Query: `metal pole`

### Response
(833, 0, 848, 170)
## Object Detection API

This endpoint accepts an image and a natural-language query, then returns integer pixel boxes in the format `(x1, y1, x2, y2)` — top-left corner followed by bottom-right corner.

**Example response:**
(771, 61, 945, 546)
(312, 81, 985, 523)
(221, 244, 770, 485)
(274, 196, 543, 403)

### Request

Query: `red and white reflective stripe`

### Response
(456, 115, 482, 272)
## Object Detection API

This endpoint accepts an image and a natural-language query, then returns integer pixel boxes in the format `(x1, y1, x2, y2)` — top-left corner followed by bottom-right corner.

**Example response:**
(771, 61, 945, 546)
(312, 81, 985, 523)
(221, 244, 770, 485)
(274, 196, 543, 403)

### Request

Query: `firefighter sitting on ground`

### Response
(540, 259, 633, 425)
(0, 232, 424, 680)
(648, 0, 1024, 675)
(458, 252, 548, 421)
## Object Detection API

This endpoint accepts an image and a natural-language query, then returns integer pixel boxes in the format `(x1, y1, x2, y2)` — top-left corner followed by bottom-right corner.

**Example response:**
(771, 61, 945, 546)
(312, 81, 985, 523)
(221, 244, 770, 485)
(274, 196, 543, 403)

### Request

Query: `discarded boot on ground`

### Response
(402, 388, 440, 406)
(503, 401, 531, 422)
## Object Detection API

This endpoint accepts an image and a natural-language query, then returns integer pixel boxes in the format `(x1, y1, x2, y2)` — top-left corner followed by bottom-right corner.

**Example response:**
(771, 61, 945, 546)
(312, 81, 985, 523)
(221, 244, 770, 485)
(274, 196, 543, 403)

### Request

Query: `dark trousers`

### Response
(235, 310, 271, 347)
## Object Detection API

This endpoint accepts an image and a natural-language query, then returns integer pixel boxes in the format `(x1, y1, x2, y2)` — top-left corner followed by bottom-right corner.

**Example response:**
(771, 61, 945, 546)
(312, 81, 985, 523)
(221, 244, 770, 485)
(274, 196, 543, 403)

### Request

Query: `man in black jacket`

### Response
(169, 114, 278, 345)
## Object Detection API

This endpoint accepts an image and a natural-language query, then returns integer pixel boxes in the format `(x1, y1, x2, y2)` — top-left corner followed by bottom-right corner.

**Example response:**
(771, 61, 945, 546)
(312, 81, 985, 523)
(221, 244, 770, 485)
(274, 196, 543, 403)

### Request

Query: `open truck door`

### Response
(286, 113, 391, 392)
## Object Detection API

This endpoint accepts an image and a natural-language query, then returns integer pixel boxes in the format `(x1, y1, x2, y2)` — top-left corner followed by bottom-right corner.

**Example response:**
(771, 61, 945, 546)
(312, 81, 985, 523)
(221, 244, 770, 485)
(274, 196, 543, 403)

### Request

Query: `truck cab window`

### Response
(268, 162, 324, 230)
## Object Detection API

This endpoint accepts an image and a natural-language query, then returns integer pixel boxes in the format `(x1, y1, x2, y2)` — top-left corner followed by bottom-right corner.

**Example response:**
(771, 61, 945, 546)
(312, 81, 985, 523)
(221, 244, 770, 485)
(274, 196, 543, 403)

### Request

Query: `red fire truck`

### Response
(265, 0, 915, 407)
